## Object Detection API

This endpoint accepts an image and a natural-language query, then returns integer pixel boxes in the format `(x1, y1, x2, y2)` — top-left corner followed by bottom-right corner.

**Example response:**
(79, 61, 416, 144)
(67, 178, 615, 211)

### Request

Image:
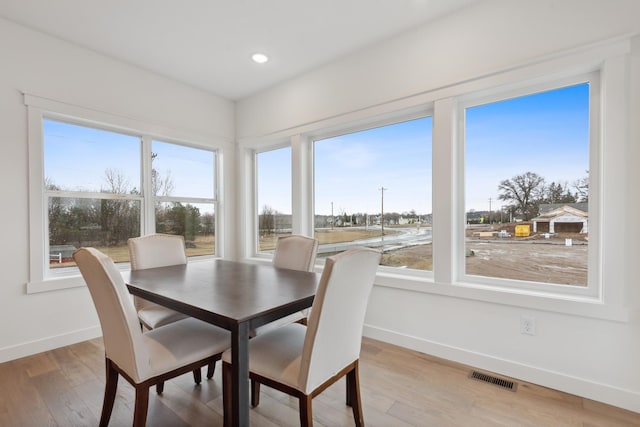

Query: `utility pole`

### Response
(488, 197, 492, 225)
(379, 186, 387, 237)
(331, 202, 334, 230)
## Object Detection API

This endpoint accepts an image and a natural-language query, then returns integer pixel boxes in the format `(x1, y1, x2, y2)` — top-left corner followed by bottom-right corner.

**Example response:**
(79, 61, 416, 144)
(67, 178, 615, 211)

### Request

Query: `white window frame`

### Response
(238, 38, 631, 321)
(26, 95, 221, 293)
(150, 137, 218, 240)
(455, 74, 600, 300)
(254, 142, 294, 256)
(308, 109, 434, 280)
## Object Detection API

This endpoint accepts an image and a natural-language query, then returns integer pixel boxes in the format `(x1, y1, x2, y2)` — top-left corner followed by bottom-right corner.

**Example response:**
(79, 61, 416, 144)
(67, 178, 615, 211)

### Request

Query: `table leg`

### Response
(230, 322, 250, 427)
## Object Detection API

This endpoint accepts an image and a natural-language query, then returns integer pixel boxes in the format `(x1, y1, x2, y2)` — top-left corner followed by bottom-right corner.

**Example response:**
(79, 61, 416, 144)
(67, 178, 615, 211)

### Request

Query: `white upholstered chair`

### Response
(73, 247, 230, 427)
(128, 234, 217, 386)
(252, 234, 319, 336)
(128, 234, 189, 330)
(272, 234, 318, 272)
(222, 247, 381, 427)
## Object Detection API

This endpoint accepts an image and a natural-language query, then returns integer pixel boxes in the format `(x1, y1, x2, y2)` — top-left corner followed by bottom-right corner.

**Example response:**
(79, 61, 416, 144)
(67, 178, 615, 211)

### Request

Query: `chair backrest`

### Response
(128, 233, 187, 271)
(299, 247, 381, 393)
(73, 247, 150, 382)
(128, 234, 188, 312)
(272, 235, 319, 272)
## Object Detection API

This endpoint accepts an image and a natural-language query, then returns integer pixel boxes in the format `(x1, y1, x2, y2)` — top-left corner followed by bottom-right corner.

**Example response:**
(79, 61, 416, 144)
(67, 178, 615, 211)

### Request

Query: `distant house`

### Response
(532, 203, 588, 234)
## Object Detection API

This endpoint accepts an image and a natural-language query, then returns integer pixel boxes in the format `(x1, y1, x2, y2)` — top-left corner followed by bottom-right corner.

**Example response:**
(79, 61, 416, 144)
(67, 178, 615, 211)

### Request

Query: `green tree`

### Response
(163, 203, 201, 241)
(202, 212, 215, 236)
(545, 181, 577, 204)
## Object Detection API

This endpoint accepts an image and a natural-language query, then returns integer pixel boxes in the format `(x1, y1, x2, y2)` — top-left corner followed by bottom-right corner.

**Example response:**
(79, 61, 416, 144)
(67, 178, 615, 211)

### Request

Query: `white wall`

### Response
(0, 17, 234, 361)
(236, 0, 640, 413)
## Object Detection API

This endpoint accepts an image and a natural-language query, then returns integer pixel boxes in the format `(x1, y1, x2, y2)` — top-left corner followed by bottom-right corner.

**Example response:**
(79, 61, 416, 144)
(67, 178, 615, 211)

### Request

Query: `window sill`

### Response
(374, 272, 634, 323)
(96, 255, 633, 323)
(27, 275, 87, 294)
(27, 255, 220, 294)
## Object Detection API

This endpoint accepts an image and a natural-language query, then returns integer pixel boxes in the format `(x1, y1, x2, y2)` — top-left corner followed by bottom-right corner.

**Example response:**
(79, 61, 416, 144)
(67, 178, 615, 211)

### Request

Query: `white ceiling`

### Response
(0, 0, 479, 100)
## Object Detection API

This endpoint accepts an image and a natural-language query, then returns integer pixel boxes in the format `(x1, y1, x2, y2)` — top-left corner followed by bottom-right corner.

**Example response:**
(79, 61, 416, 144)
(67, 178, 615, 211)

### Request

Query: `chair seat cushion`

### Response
(222, 323, 307, 391)
(138, 303, 188, 329)
(143, 317, 230, 380)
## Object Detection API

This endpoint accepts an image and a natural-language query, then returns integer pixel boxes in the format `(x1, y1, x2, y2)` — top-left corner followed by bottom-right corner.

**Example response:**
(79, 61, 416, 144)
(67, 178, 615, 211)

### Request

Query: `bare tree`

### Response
(100, 169, 139, 245)
(498, 172, 545, 220)
(259, 205, 275, 235)
(151, 153, 175, 197)
(103, 168, 130, 194)
(574, 170, 589, 202)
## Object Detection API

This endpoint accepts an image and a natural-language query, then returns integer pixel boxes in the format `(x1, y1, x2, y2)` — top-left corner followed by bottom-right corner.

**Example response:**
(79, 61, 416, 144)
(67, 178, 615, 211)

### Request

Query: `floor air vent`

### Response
(469, 370, 517, 392)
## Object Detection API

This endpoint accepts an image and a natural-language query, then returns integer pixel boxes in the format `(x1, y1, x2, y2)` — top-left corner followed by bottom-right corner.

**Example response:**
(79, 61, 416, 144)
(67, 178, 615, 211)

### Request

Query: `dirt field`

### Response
(265, 226, 588, 286)
(57, 227, 586, 287)
(381, 229, 588, 286)
(466, 240, 587, 286)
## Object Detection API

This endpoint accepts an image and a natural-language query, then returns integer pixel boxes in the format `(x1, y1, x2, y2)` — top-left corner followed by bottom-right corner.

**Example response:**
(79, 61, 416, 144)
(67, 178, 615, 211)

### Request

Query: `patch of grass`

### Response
(50, 234, 215, 268)
(259, 229, 398, 252)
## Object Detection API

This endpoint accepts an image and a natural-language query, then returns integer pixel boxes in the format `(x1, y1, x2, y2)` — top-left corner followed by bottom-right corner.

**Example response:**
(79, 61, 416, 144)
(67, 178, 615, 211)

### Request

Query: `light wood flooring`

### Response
(1, 337, 638, 426)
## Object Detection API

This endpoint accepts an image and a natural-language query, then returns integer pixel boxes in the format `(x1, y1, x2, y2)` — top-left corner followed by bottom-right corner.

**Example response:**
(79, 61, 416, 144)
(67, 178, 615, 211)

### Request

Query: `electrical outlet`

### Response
(520, 315, 536, 335)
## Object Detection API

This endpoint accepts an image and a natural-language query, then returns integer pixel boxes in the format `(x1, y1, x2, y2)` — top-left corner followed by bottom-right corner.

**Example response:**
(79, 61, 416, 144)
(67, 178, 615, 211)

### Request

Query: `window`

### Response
(38, 117, 216, 279)
(152, 141, 216, 257)
(242, 41, 630, 317)
(44, 119, 142, 267)
(313, 116, 433, 270)
(256, 146, 292, 253)
(463, 81, 592, 288)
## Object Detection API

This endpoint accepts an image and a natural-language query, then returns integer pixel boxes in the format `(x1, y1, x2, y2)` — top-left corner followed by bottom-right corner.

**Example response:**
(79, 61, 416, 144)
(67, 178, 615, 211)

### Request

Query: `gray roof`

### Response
(538, 202, 588, 214)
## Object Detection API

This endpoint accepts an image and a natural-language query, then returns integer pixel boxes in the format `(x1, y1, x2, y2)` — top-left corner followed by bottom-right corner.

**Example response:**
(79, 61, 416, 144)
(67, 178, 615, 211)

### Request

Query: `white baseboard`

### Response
(0, 326, 102, 364)
(363, 324, 640, 414)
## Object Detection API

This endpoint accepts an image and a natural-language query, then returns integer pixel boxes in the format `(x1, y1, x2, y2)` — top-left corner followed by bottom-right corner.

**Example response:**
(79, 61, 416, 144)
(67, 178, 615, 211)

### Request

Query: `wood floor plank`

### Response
(0, 356, 58, 426)
(1, 336, 638, 426)
(30, 369, 99, 426)
(155, 381, 224, 426)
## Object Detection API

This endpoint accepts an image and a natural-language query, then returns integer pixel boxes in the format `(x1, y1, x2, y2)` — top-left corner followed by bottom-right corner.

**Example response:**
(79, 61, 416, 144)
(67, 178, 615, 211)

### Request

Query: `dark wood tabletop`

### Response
(124, 258, 320, 427)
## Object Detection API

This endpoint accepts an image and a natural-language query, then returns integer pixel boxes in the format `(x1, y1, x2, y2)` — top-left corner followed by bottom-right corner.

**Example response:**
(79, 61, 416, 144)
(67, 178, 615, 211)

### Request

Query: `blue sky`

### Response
(314, 117, 432, 216)
(46, 82, 589, 218)
(44, 120, 140, 192)
(44, 120, 215, 199)
(259, 83, 589, 216)
(257, 147, 292, 214)
(465, 83, 589, 212)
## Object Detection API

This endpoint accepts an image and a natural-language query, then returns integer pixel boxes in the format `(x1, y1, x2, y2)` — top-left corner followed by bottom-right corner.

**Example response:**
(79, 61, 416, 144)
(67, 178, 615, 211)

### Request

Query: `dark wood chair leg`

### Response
(99, 359, 119, 427)
(193, 367, 202, 384)
(133, 384, 150, 427)
(222, 362, 232, 427)
(156, 381, 164, 394)
(251, 379, 261, 407)
(206, 361, 215, 379)
(346, 362, 364, 427)
(299, 395, 313, 427)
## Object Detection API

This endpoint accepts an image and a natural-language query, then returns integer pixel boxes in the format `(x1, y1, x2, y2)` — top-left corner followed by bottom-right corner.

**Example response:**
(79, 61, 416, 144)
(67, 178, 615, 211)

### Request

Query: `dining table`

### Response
(124, 258, 320, 427)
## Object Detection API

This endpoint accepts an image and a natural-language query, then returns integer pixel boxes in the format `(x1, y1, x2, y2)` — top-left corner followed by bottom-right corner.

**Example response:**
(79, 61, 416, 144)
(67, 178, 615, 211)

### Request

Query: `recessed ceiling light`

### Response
(251, 53, 269, 64)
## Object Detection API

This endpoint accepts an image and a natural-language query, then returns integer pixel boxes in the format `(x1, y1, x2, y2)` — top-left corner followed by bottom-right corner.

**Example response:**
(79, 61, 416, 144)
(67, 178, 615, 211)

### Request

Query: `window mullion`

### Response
(141, 136, 154, 234)
(432, 97, 458, 284)
(291, 134, 313, 236)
